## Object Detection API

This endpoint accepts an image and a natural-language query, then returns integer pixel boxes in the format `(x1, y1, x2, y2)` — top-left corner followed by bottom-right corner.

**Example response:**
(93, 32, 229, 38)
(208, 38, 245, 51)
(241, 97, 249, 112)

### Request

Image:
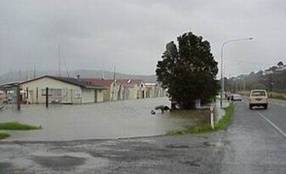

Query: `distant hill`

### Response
(0, 70, 157, 84)
(226, 61, 286, 92)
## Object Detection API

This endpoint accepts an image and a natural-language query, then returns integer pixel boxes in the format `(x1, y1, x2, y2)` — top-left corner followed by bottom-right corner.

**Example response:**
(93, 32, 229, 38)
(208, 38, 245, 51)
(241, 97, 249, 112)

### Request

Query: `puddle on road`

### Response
(31, 152, 109, 170)
(33, 155, 86, 169)
(165, 144, 190, 149)
(180, 159, 201, 167)
(203, 141, 226, 147)
(0, 162, 13, 173)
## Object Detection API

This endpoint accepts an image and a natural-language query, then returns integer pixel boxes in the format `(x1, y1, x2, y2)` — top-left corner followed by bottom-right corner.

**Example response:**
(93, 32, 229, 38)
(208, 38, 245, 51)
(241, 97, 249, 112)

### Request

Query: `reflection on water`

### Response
(0, 97, 206, 141)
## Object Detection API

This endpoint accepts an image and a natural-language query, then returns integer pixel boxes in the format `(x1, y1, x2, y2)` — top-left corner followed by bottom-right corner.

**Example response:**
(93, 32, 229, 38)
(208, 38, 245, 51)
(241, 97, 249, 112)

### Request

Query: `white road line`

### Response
(257, 112, 286, 138)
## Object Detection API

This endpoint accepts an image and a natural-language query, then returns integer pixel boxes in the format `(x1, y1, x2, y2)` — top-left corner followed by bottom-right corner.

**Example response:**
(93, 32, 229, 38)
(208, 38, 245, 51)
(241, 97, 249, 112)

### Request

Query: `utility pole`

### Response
(33, 64, 36, 79)
(220, 37, 254, 108)
(111, 66, 116, 101)
(113, 66, 116, 81)
(58, 44, 61, 77)
(16, 86, 21, 111)
(269, 73, 273, 97)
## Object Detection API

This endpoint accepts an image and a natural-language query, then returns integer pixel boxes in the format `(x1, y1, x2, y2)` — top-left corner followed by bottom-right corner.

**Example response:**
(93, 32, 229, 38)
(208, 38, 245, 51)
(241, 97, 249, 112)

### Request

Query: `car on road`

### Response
(231, 94, 242, 101)
(249, 89, 268, 110)
(226, 93, 242, 101)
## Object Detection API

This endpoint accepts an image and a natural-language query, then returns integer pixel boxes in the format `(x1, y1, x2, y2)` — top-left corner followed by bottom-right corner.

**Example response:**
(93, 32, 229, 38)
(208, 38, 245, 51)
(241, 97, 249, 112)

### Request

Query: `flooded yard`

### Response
(0, 97, 208, 141)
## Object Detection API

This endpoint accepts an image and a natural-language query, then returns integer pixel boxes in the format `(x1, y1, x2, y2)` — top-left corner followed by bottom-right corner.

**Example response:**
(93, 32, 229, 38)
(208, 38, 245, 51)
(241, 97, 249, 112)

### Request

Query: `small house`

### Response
(83, 79, 120, 102)
(144, 82, 167, 98)
(19, 75, 106, 104)
(0, 82, 21, 103)
(116, 79, 145, 100)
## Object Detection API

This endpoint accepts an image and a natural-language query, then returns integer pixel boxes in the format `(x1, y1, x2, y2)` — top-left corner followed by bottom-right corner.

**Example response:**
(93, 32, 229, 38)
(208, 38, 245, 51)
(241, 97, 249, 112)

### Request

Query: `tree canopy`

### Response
(278, 61, 284, 66)
(156, 32, 219, 109)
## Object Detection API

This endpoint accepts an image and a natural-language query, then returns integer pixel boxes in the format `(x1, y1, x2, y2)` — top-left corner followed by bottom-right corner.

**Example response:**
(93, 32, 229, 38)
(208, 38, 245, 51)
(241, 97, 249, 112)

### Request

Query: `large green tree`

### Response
(156, 32, 219, 109)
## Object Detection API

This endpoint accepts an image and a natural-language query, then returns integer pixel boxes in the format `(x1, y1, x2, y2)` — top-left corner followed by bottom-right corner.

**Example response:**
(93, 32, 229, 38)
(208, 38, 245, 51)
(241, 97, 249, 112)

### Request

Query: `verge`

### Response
(167, 103, 234, 135)
(0, 132, 10, 140)
(0, 122, 41, 130)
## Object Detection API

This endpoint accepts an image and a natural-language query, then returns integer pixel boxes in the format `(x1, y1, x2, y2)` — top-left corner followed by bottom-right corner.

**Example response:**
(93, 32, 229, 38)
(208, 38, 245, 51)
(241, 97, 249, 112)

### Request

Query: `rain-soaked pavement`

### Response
(0, 132, 225, 174)
(0, 97, 208, 141)
(1, 98, 286, 173)
(220, 99, 286, 174)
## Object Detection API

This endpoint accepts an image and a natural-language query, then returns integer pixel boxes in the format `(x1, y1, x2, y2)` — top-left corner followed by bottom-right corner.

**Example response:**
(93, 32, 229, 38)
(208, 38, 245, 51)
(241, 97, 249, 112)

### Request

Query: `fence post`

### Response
(210, 105, 214, 129)
(46, 87, 49, 108)
(16, 86, 21, 111)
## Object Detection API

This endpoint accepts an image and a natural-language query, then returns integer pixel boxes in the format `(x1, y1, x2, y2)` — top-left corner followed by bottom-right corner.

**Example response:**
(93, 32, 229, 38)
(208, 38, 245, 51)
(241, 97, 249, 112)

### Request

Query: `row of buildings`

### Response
(0, 75, 167, 104)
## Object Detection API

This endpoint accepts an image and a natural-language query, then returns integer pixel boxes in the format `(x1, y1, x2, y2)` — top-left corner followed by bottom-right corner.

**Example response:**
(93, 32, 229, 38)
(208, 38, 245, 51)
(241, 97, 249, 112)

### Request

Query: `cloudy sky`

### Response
(0, 0, 286, 77)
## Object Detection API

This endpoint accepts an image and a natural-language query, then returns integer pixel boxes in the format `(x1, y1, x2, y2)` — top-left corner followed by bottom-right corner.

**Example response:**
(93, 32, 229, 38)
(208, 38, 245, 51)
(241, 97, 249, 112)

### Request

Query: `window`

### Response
(41, 89, 46, 96)
(74, 90, 81, 98)
(251, 91, 266, 97)
(41, 88, 62, 96)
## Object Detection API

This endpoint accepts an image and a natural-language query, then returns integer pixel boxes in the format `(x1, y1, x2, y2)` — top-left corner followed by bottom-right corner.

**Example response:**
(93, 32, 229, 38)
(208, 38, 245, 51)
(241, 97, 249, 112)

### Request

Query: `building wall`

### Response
(117, 85, 123, 100)
(116, 84, 141, 100)
(110, 81, 121, 101)
(145, 86, 155, 98)
(136, 83, 146, 99)
(128, 85, 140, 100)
(97, 90, 104, 102)
(103, 88, 111, 102)
(82, 89, 105, 103)
(0, 91, 5, 103)
(145, 84, 167, 98)
(82, 88, 96, 103)
(62, 88, 82, 104)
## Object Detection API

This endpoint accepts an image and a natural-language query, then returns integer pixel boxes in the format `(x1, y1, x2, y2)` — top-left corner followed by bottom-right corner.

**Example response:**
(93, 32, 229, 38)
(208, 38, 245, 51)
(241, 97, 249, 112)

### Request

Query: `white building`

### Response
(144, 82, 167, 98)
(263, 69, 274, 75)
(19, 76, 106, 104)
(116, 79, 145, 100)
(276, 65, 286, 72)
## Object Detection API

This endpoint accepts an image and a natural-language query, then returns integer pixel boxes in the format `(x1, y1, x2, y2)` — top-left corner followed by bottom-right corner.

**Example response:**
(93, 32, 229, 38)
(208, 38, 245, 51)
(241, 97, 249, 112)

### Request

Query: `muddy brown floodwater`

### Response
(0, 97, 207, 141)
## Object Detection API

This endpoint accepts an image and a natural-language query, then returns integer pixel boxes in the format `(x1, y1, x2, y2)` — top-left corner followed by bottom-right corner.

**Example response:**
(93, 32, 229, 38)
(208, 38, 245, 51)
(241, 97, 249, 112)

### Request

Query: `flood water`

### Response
(0, 97, 207, 141)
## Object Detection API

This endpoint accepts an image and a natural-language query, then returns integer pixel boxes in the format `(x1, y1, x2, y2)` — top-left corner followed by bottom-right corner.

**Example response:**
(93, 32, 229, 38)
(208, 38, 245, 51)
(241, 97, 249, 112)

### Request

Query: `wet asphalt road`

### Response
(221, 99, 286, 174)
(0, 99, 286, 173)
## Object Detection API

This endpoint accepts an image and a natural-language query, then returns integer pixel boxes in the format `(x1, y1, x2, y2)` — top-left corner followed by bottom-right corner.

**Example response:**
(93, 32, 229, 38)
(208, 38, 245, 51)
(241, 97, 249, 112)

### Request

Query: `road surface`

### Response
(0, 99, 286, 173)
(221, 99, 286, 174)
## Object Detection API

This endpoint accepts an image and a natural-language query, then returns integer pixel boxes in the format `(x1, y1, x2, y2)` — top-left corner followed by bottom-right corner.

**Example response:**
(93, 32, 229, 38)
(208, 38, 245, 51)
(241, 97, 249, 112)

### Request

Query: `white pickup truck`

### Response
(249, 89, 268, 110)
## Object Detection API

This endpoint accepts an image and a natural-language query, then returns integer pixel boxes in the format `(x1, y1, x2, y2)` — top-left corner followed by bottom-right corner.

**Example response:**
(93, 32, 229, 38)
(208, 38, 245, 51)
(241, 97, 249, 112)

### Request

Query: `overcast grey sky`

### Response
(0, 0, 286, 77)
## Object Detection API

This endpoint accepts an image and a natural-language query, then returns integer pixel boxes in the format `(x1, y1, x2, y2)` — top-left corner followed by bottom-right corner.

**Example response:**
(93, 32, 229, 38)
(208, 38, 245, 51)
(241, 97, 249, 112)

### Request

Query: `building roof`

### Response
(116, 79, 143, 88)
(144, 82, 158, 86)
(83, 78, 144, 88)
(83, 79, 114, 87)
(0, 81, 21, 89)
(20, 76, 106, 89)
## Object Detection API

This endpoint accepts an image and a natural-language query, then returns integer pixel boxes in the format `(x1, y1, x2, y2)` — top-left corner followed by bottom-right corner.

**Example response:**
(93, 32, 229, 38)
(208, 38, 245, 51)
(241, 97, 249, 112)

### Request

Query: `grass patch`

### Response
(0, 132, 10, 139)
(269, 92, 286, 100)
(167, 103, 235, 135)
(214, 103, 234, 130)
(0, 122, 41, 130)
(272, 95, 286, 100)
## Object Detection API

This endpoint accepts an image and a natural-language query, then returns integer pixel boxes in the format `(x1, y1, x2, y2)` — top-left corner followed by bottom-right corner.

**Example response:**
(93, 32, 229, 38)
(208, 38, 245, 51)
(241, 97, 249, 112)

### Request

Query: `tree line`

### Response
(225, 62, 286, 93)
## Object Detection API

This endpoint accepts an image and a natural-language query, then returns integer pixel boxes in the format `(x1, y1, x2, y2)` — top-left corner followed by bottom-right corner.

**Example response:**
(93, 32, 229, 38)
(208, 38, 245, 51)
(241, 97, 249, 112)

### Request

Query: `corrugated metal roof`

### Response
(83, 79, 114, 87)
(20, 76, 106, 89)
